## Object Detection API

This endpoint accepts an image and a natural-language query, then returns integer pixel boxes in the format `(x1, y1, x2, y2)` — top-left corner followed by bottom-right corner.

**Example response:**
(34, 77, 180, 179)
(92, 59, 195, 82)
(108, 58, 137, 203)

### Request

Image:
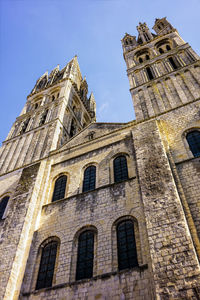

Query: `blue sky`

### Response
(0, 0, 200, 143)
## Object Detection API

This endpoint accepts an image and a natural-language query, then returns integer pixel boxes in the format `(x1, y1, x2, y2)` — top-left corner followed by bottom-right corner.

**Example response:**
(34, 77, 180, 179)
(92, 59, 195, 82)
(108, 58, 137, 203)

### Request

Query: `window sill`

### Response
(43, 176, 136, 208)
(175, 155, 200, 165)
(22, 264, 148, 296)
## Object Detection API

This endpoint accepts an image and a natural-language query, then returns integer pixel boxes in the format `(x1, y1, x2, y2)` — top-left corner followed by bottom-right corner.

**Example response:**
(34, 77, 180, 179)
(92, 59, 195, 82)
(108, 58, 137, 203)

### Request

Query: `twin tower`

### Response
(0, 18, 200, 300)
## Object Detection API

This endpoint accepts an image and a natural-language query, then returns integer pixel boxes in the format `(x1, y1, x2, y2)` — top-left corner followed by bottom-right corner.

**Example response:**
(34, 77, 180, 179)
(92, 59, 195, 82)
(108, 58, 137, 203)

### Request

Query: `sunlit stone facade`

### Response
(0, 18, 200, 300)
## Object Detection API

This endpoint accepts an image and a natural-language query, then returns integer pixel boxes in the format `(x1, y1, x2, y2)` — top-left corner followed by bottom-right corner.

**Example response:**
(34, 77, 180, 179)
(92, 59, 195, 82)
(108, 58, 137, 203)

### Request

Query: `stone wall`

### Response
(19, 127, 154, 299)
(132, 120, 200, 299)
(177, 158, 200, 238)
(20, 178, 153, 299)
(0, 162, 50, 300)
(21, 267, 151, 300)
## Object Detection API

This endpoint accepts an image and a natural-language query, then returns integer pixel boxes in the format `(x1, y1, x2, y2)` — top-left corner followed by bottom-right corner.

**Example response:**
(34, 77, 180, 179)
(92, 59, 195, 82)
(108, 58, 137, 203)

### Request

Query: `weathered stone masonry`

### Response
(0, 17, 200, 300)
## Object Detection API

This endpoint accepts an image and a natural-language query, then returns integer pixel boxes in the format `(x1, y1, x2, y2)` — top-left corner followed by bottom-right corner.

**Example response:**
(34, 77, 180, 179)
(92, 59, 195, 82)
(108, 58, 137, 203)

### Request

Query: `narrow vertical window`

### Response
(21, 118, 30, 134)
(0, 196, 9, 219)
(117, 220, 138, 270)
(146, 67, 154, 80)
(52, 175, 67, 202)
(166, 45, 171, 51)
(168, 57, 178, 70)
(114, 155, 128, 183)
(139, 57, 143, 63)
(36, 241, 58, 290)
(144, 33, 150, 42)
(76, 230, 94, 280)
(82, 166, 96, 192)
(186, 131, 200, 157)
(70, 119, 76, 137)
(159, 48, 164, 54)
(187, 51, 195, 63)
(40, 110, 48, 125)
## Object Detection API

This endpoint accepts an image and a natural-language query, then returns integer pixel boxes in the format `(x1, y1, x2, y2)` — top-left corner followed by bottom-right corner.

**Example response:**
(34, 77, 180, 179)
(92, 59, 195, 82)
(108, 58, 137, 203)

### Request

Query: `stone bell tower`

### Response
(0, 56, 96, 175)
(122, 17, 200, 121)
(0, 56, 96, 300)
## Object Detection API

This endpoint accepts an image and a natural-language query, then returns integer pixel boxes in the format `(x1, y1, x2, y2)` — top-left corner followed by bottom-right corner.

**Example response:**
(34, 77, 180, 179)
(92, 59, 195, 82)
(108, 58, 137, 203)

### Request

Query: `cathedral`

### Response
(0, 17, 200, 300)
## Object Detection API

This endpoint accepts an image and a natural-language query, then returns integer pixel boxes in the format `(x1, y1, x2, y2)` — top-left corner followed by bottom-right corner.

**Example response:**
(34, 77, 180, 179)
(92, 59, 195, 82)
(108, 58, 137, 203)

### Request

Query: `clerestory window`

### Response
(82, 166, 96, 192)
(52, 175, 67, 202)
(114, 155, 128, 183)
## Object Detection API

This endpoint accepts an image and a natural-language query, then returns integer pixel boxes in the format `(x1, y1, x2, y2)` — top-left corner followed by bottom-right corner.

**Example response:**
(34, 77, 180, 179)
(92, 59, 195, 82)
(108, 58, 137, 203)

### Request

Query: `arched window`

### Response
(159, 48, 164, 54)
(117, 220, 138, 270)
(114, 155, 128, 183)
(146, 54, 150, 60)
(168, 57, 178, 70)
(52, 175, 67, 202)
(20, 118, 30, 134)
(139, 57, 143, 63)
(70, 119, 76, 137)
(82, 166, 96, 192)
(146, 67, 154, 80)
(144, 33, 150, 42)
(186, 131, 200, 157)
(0, 196, 9, 219)
(166, 44, 171, 51)
(76, 230, 94, 280)
(36, 241, 58, 290)
(40, 110, 48, 125)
